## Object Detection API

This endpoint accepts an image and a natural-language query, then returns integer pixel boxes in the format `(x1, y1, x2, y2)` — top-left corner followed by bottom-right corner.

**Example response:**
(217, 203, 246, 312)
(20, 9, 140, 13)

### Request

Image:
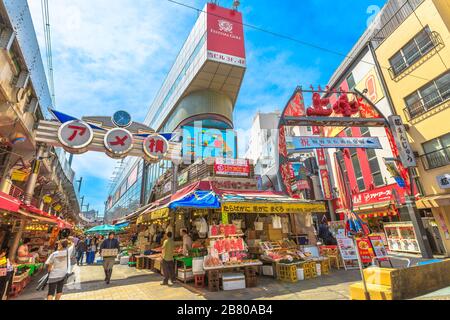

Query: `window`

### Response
(347, 73, 356, 90)
(350, 149, 365, 192)
(405, 70, 450, 119)
(361, 128, 384, 187)
(422, 133, 450, 169)
(389, 27, 434, 76)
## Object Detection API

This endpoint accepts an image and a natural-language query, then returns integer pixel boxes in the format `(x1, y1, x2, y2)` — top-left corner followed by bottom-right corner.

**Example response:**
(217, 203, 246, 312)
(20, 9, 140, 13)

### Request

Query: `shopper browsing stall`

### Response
(181, 229, 192, 256)
(161, 231, 176, 286)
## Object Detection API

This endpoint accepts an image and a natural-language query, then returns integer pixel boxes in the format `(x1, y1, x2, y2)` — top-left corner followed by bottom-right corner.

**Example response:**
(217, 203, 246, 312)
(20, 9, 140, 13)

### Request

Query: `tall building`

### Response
(105, 2, 246, 222)
(373, 0, 450, 255)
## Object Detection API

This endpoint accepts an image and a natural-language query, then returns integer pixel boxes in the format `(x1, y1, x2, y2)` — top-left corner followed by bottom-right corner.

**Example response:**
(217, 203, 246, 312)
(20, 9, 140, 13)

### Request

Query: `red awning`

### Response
(0, 191, 21, 212)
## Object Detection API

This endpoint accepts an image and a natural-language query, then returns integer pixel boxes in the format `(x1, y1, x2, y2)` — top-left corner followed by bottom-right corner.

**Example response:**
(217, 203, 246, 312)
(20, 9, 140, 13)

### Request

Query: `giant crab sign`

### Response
(36, 110, 181, 162)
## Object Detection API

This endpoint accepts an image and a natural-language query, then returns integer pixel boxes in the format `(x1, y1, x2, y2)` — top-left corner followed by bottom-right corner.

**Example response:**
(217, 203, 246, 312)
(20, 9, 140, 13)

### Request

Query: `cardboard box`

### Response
(267, 229, 283, 241)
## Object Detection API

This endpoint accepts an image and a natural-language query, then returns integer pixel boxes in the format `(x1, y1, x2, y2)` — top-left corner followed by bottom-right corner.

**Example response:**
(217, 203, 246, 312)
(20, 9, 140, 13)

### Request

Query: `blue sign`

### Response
(286, 136, 382, 152)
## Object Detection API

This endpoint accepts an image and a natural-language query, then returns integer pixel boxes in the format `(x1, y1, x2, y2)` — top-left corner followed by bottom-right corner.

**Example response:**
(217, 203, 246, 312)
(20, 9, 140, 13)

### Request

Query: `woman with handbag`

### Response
(45, 239, 74, 300)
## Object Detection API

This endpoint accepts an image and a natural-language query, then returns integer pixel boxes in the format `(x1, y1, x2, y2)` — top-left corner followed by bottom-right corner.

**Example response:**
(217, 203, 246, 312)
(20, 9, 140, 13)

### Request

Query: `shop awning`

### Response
(353, 201, 393, 212)
(416, 193, 450, 209)
(358, 206, 399, 220)
(0, 191, 21, 212)
(169, 191, 221, 210)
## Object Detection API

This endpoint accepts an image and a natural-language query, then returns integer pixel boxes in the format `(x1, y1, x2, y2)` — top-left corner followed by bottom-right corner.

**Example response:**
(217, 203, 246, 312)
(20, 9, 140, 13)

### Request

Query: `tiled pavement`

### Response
(12, 254, 445, 300)
(14, 263, 362, 300)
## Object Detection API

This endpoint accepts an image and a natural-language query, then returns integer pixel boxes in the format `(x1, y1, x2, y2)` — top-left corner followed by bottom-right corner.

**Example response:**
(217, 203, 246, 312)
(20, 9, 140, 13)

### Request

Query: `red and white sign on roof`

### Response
(57, 120, 94, 154)
(104, 128, 134, 158)
(206, 3, 246, 67)
(143, 134, 169, 160)
(214, 158, 250, 177)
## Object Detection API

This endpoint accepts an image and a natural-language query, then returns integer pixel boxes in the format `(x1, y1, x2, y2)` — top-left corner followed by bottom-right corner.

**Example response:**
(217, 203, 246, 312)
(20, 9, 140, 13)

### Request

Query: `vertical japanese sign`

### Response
(388, 116, 417, 168)
(356, 237, 375, 264)
(315, 148, 333, 200)
(278, 90, 306, 197)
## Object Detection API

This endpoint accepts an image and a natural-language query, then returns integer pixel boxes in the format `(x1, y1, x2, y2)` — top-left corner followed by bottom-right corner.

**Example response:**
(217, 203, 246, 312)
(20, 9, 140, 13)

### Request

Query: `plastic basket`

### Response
(276, 263, 298, 283)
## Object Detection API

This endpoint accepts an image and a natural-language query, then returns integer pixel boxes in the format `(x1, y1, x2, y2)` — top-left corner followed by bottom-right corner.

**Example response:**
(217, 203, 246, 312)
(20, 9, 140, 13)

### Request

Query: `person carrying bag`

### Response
(44, 239, 74, 300)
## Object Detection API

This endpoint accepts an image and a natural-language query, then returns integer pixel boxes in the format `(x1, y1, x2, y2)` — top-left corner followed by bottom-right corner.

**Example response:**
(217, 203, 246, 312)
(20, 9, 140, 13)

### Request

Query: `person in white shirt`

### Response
(181, 229, 192, 256)
(45, 239, 74, 300)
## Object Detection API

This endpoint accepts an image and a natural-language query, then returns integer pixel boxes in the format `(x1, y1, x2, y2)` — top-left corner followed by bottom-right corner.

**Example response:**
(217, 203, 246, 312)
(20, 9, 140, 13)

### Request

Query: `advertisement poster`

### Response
(369, 235, 389, 261)
(356, 237, 375, 264)
(336, 235, 359, 270)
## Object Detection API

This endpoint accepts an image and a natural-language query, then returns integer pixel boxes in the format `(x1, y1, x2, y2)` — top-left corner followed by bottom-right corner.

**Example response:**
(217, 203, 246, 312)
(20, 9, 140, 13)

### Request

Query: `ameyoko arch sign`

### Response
(36, 110, 180, 162)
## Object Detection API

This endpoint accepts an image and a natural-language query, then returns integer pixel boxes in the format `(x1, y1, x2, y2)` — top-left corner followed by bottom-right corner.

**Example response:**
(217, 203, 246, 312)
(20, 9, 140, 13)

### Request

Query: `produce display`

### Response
(259, 240, 312, 263)
(210, 224, 242, 237)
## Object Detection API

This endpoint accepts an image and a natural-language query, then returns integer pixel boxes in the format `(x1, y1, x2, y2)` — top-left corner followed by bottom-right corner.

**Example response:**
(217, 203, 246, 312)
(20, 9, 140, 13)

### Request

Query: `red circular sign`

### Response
(143, 134, 169, 160)
(104, 128, 134, 158)
(57, 120, 94, 154)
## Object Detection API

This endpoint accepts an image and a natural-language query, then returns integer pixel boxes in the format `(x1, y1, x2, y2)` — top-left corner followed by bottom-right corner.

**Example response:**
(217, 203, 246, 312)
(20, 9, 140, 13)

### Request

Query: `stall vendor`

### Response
(16, 238, 39, 264)
(181, 229, 192, 256)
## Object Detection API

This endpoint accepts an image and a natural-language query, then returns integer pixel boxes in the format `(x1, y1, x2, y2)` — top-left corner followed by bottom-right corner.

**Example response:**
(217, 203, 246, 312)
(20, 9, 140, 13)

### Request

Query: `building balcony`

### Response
(403, 86, 450, 122)
(420, 146, 450, 170)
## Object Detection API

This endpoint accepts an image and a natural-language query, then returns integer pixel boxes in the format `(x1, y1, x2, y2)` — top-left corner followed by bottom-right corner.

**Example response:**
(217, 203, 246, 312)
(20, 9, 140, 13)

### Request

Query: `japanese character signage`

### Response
(222, 202, 327, 214)
(143, 134, 169, 160)
(286, 136, 382, 151)
(214, 158, 250, 177)
(388, 116, 417, 167)
(437, 174, 450, 189)
(356, 237, 375, 264)
(104, 128, 134, 158)
(57, 120, 94, 154)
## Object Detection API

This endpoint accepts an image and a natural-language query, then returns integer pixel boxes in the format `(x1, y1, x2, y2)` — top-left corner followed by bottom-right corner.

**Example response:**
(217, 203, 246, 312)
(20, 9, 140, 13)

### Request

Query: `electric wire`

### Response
(41, 0, 56, 106)
(167, 0, 432, 83)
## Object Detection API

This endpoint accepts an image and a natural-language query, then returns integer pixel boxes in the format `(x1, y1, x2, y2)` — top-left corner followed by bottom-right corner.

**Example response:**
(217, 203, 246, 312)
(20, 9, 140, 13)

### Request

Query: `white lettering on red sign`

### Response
(104, 128, 133, 158)
(143, 134, 169, 160)
(57, 120, 93, 153)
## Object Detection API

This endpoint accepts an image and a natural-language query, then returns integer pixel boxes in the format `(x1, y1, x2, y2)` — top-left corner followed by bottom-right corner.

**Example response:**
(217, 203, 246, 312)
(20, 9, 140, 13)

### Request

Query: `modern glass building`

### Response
(104, 2, 247, 222)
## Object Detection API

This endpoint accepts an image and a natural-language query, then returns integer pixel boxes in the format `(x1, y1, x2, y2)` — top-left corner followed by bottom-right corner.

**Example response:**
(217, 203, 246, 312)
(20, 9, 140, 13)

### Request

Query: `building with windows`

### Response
(373, 0, 450, 255)
(105, 2, 246, 222)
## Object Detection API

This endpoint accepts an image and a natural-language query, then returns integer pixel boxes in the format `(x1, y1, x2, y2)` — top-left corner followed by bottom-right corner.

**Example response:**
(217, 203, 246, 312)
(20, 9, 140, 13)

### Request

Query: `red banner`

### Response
(352, 184, 407, 207)
(214, 159, 250, 177)
(356, 237, 375, 264)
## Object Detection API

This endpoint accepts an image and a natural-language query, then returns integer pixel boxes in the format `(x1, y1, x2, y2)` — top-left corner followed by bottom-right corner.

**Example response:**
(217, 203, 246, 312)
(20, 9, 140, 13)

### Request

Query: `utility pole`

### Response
(76, 177, 83, 193)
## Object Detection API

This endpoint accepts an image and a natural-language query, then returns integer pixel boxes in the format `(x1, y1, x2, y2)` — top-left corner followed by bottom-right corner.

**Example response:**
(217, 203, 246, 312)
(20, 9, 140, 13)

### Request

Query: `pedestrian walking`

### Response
(75, 237, 87, 266)
(99, 232, 120, 284)
(86, 237, 96, 265)
(160, 231, 176, 286)
(45, 239, 74, 300)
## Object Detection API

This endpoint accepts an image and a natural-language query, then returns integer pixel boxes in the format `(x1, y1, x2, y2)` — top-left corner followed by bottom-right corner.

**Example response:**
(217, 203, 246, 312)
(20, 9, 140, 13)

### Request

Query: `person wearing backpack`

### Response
(45, 239, 74, 300)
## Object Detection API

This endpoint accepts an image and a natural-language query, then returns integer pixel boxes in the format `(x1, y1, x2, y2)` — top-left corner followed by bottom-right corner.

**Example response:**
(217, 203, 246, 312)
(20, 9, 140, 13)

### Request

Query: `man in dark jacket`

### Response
(100, 232, 120, 284)
(75, 237, 88, 266)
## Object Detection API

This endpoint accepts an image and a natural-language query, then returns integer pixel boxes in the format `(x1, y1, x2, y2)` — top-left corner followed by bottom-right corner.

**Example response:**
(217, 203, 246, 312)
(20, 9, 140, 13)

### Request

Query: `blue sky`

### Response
(28, 0, 386, 215)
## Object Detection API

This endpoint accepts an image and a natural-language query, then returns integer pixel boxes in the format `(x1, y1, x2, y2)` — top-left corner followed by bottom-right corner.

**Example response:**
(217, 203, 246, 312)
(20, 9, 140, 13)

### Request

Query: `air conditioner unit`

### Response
(0, 28, 15, 51)
(25, 98, 38, 114)
(15, 70, 30, 89)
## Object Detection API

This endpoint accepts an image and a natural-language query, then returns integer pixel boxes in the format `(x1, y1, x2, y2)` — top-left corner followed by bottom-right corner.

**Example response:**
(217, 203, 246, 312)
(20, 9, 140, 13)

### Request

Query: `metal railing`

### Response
(404, 85, 450, 121)
(420, 147, 450, 170)
(388, 31, 442, 79)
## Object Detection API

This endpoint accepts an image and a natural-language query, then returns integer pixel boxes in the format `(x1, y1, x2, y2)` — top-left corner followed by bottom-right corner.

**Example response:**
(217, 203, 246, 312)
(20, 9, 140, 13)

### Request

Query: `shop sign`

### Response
(336, 235, 359, 270)
(104, 128, 134, 158)
(11, 169, 29, 182)
(151, 208, 169, 220)
(222, 202, 326, 214)
(356, 237, 375, 264)
(368, 235, 389, 261)
(57, 120, 94, 154)
(355, 67, 385, 105)
(437, 174, 450, 189)
(214, 158, 250, 177)
(143, 134, 169, 160)
(388, 116, 417, 168)
(352, 184, 406, 207)
(209, 177, 258, 191)
(287, 136, 382, 151)
(163, 181, 172, 194)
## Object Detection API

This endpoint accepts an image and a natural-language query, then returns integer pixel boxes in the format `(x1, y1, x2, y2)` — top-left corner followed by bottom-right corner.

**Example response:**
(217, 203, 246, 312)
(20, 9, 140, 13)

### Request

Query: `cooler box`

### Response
(222, 273, 246, 291)
(120, 256, 130, 265)
(178, 269, 194, 281)
(192, 257, 205, 275)
(262, 265, 274, 276)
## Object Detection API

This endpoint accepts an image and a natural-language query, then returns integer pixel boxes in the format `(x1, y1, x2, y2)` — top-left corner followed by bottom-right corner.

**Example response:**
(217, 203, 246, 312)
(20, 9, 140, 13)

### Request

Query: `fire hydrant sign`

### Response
(143, 134, 169, 160)
(104, 128, 134, 158)
(57, 120, 94, 153)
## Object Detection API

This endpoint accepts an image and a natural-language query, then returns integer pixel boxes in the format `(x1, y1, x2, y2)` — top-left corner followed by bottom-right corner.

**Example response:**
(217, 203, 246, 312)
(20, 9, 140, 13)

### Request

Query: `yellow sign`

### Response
(54, 204, 62, 212)
(151, 208, 169, 220)
(11, 170, 29, 182)
(222, 202, 326, 214)
(355, 67, 385, 105)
